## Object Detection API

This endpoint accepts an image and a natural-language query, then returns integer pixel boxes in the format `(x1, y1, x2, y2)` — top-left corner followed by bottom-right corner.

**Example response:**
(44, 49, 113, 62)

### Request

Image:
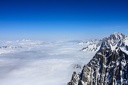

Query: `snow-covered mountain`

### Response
(68, 32, 128, 85)
(80, 39, 101, 52)
(80, 32, 128, 53)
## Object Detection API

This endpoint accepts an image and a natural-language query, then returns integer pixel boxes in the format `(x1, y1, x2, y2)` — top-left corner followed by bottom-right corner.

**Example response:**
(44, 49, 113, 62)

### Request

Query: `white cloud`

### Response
(0, 40, 94, 85)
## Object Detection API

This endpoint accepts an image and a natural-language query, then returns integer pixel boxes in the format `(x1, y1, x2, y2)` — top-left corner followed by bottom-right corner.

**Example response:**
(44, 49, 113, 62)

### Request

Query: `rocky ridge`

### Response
(80, 39, 101, 52)
(68, 32, 128, 85)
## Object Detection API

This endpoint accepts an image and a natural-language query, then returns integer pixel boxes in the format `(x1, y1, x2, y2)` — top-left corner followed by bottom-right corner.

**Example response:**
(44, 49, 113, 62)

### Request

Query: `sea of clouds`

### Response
(0, 40, 95, 85)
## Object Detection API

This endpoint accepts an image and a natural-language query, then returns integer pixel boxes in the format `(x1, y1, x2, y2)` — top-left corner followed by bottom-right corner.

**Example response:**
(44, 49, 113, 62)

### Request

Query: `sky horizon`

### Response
(0, 0, 128, 41)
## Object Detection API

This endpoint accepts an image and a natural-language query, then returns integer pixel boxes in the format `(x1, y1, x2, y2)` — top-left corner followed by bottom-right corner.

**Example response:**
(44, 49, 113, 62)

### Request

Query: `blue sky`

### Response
(0, 0, 128, 40)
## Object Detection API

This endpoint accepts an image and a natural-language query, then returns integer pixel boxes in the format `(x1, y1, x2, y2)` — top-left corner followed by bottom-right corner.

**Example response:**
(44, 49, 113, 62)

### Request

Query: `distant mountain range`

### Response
(68, 32, 128, 85)
(79, 39, 101, 52)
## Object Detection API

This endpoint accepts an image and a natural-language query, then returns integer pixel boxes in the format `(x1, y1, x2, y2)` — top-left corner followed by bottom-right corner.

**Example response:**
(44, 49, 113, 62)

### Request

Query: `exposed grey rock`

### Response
(68, 32, 128, 85)
(74, 64, 82, 69)
(68, 72, 79, 85)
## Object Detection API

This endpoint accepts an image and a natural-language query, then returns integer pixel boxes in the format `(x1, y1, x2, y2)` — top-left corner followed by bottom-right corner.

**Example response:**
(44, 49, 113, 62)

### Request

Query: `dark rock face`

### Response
(68, 72, 79, 85)
(68, 33, 128, 85)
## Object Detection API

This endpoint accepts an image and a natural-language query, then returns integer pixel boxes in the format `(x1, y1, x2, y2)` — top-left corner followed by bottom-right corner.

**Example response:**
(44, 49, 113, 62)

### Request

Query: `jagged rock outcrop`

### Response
(68, 32, 128, 85)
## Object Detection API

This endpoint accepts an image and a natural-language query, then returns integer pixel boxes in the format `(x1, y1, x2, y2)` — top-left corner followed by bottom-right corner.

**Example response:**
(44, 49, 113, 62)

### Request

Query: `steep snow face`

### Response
(68, 32, 128, 85)
(99, 32, 128, 52)
(111, 32, 125, 40)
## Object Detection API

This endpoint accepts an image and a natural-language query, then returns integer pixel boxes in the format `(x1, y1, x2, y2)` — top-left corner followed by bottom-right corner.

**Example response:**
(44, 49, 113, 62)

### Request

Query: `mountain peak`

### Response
(113, 32, 121, 35)
(103, 32, 126, 41)
(68, 32, 128, 85)
(81, 32, 127, 52)
(101, 32, 127, 50)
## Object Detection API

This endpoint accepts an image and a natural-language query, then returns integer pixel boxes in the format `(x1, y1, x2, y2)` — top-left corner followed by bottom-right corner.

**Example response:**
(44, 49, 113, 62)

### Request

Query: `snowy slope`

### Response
(80, 39, 101, 52)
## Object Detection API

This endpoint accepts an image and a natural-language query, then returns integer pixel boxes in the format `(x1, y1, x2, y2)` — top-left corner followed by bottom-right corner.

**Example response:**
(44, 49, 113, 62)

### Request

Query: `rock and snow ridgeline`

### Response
(68, 32, 128, 85)
(80, 39, 101, 52)
(81, 32, 128, 53)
